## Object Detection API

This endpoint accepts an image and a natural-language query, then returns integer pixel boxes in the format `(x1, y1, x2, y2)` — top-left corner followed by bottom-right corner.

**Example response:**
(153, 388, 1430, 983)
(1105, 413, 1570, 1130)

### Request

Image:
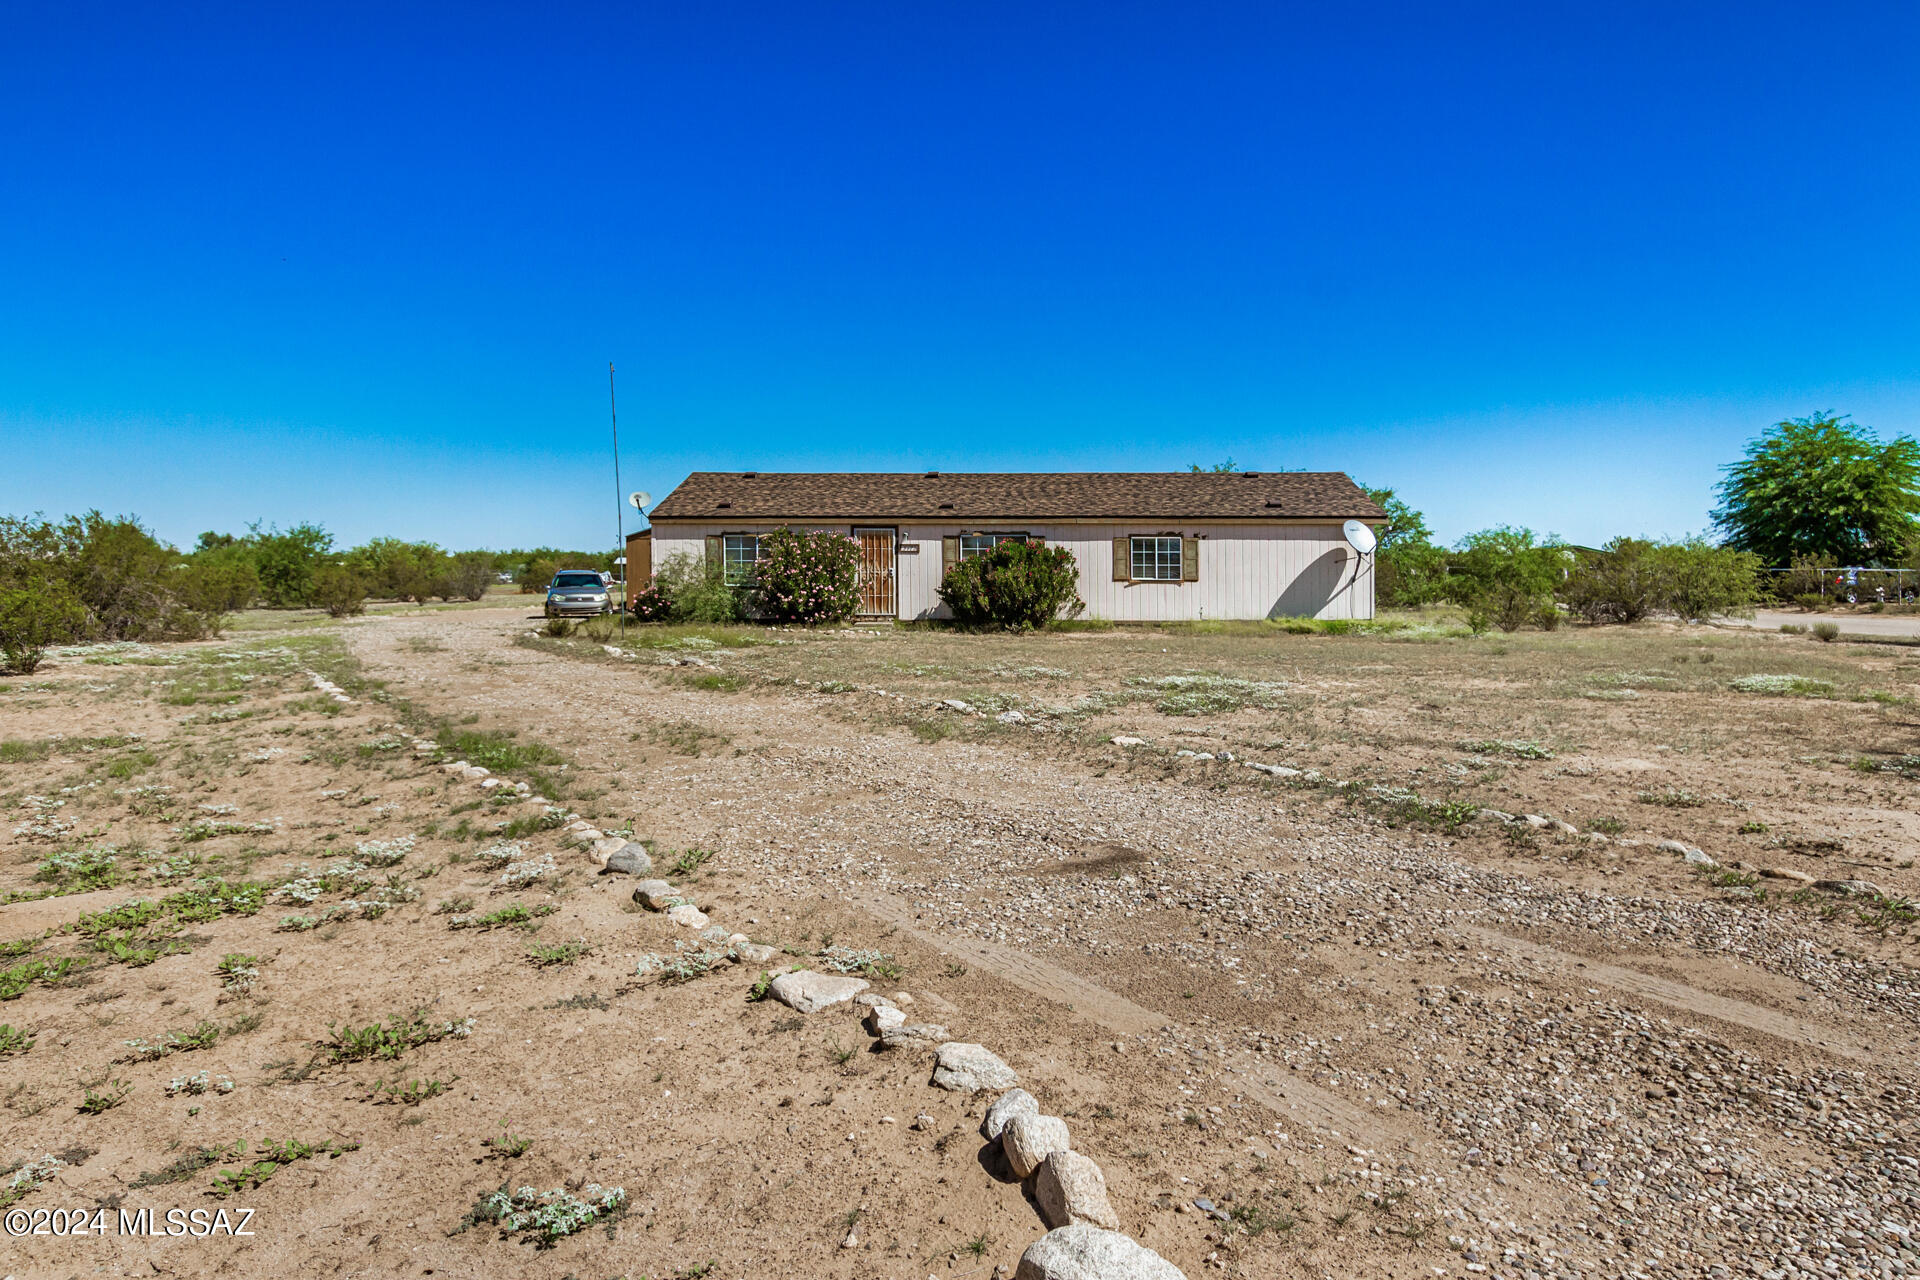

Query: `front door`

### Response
(853, 528, 896, 618)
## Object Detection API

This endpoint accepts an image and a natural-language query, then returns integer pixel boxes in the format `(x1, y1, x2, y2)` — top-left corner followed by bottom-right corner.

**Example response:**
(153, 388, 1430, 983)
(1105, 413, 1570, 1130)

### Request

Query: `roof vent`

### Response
(1264, 500, 1284, 509)
(741, 471, 758, 478)
(1243, 471, 1259, 477)
(716, 501, 732, 509)
(924, 470, 940, 478)
(937, 502, 954, 510)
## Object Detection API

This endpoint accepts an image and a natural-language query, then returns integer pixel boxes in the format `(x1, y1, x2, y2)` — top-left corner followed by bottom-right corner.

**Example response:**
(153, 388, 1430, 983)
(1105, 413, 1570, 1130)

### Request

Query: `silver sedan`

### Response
(544, 570, 613, 618)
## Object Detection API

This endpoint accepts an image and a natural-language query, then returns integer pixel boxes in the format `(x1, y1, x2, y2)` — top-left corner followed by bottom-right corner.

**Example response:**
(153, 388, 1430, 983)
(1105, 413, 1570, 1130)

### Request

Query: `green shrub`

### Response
(1447, 527, 1569, 632)
(1561, 537, 1661, 623)
(0, 581, 86, 674)
(654, 552, 742, 623)
(444, 551, 495, 602)
(938, 540, 1085, 630)
(519, 556, 557, 594)
(1812, 622, 1840, 642)
(1561, 537, 1760, 625)
(177, 559, 258, 616)
(248, 523, 334, 607)
(344, 538, 450, 602)
(313, 565, 367, 617)
(750, 529, 860, 624)
(1652, 538, 1761, 622)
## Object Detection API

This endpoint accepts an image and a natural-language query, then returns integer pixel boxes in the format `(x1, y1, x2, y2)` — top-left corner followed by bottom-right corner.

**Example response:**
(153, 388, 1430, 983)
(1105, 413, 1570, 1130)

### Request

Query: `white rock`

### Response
(877, 1022, 948, 1050)
(1003, 1113, 1071, 1179)
(666, 904, 709, 929)
(589, 836, 629, 866)
(1683, 848, 1718, 868)
(1110, 736, 1146, 747)
(1246, 761, 1300, 778)
(733, 942, 779, 965)
(1035, 1149, 1120, 1231)
(769, 970, 870, 1014)
(478, 777, 502, 789)
(996, 709, 1028, 724)
(931, 1042, 1019, 1093)
(983, 1088, 1039, 1140)
(1548, 819, 1579, 835)
(942, 699, 972, 712)
(1656, 838, 1690, 854)
(864, 1004, 908, 1035)
(1014, 1225, 1186, 1280)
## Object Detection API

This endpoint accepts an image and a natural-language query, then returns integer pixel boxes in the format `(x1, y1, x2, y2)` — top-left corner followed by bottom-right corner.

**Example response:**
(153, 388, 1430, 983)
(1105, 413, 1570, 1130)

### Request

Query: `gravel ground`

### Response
(345, 608, 1920, 1280)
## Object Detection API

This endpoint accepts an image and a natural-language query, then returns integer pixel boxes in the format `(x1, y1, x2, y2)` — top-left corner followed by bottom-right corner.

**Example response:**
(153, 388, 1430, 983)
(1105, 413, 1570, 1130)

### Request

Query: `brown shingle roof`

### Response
(648, 472, 1385, 522)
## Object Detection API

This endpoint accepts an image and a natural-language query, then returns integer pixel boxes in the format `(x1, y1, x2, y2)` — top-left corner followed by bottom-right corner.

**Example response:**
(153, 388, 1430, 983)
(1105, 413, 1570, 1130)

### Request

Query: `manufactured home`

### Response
(628, 471, 1385, 623)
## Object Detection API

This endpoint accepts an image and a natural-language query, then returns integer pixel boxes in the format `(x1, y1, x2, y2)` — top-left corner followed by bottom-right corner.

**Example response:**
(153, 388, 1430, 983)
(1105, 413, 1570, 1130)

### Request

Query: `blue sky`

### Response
(4, 2, 1918, 551)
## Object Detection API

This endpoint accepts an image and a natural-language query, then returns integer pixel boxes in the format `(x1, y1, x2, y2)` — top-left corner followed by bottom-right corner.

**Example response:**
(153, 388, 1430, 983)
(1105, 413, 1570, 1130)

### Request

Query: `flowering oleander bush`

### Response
(627, 584, 674, 622)
(749, 528, 860, 624)
(938, 540, 1085, 631)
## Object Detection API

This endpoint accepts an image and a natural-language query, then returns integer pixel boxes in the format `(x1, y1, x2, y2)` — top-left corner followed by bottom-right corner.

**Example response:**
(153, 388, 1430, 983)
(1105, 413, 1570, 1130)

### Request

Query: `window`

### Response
(1131, 536, 1182, 581)
(958, 532, 1030, 560)
(722, 534, 764, 585)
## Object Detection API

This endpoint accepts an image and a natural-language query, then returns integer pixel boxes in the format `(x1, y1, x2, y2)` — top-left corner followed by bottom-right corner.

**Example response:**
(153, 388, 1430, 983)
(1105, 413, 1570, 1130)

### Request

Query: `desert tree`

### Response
(1712, 413, 1920, 566)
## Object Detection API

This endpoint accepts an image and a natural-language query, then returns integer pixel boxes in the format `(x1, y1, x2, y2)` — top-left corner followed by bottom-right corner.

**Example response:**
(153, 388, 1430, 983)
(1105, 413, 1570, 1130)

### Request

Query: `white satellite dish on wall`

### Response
(1342, 519, 1377, 555)
(629, 491, 652, 511)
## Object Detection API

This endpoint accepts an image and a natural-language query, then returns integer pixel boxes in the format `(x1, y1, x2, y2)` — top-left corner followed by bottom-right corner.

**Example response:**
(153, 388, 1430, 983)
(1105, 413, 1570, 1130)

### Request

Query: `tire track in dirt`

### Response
(863, 891, 1169, 1034)
(862, 892, 1434, 1155)
(1221, 1053, 1430, 1151)
(1466, 925, 1881, 1063)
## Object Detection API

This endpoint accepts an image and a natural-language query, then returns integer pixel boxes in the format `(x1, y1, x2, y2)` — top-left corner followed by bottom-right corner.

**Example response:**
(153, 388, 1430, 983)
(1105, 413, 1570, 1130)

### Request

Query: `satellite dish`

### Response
(628, 491, 651, 511)
(1342, 519, 1377, 555)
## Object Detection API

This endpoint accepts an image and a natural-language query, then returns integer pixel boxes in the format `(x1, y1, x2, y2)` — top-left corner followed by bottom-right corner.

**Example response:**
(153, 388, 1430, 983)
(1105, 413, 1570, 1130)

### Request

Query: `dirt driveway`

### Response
(351, 608, 1919, 1278)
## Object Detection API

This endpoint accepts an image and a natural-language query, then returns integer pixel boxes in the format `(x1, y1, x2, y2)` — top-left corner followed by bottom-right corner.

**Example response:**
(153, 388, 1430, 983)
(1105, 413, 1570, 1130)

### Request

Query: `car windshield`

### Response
(551, 573, 603, 590)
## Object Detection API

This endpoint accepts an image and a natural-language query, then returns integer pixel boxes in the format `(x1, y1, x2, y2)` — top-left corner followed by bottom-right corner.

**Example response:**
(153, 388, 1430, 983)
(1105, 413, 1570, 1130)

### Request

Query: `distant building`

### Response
(633, 471, 1385, 622)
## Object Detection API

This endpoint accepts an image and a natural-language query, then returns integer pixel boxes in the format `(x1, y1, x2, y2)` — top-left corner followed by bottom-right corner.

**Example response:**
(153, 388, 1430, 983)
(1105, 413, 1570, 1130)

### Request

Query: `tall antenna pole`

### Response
(609, 362, 625, 635)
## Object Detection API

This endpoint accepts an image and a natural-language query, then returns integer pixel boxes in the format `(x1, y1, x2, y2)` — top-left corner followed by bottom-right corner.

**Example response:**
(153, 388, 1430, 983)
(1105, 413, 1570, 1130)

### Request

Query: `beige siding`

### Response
(649, 521, 1374, 622)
